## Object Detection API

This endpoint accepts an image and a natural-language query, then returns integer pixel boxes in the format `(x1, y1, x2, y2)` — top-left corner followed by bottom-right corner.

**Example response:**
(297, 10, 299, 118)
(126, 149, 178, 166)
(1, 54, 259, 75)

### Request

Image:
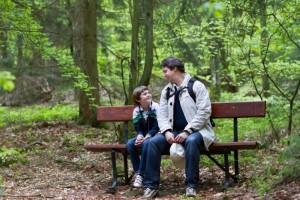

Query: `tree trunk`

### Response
(75, 0, 100, 126)
(128, 0, 140, 105)
(66, 0, 74, 58)
(0, 19, 10, 68)
(259, 0, 270, 97)
(139, 0, 153, 87)
(208, 20, 221, 101)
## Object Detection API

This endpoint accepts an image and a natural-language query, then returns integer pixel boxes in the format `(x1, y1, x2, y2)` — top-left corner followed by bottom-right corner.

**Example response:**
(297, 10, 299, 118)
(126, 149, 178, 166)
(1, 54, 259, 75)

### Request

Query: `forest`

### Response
(0, 0, 299, 199)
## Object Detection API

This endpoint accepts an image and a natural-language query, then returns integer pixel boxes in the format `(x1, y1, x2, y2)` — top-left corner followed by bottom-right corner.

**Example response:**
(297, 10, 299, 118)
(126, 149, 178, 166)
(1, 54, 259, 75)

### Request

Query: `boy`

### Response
(126, 86, 159, 188)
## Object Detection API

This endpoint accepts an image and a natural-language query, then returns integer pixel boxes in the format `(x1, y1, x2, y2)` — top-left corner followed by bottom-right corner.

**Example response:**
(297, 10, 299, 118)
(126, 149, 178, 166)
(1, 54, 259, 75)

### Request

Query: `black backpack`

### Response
(166, 78, 215, 127)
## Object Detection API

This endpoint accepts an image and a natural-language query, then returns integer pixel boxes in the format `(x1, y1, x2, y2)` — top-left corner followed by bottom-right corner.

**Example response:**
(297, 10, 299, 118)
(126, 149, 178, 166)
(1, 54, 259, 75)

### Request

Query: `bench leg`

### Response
(207, 151, 239, 190)
(223, 148, 230, 190)
(106, 149, 117, 194)
(123, 153, 130, 184)
(234, 149, 239, 177)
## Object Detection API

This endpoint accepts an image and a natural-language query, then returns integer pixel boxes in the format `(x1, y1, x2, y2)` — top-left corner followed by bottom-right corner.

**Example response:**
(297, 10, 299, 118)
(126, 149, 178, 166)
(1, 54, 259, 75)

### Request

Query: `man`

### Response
(142, 56, 215, 198)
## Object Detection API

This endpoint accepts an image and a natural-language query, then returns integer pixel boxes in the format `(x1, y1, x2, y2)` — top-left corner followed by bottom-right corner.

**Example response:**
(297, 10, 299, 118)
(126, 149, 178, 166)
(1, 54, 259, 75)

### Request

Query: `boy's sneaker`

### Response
(186, 187, 196, 197)
(133, 174, 143, 188)
(142, 188, 158, 199)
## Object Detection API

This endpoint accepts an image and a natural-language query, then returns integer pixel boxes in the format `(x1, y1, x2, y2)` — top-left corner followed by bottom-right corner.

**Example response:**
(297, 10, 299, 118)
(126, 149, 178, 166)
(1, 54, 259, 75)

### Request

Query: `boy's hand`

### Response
(135, 135, 144, 146)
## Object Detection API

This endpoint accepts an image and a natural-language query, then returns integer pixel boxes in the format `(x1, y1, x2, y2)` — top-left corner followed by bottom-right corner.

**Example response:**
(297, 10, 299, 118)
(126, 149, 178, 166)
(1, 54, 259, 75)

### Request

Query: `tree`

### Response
(128, 0, 154, 104)
(75, 0, 100, 126)
(138, 0, 154, 87)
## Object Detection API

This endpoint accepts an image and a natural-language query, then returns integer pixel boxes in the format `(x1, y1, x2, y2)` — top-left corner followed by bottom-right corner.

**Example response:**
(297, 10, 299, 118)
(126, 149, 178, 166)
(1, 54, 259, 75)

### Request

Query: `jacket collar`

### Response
(167, 73, 192, 92)
(138, 101, 153, 112)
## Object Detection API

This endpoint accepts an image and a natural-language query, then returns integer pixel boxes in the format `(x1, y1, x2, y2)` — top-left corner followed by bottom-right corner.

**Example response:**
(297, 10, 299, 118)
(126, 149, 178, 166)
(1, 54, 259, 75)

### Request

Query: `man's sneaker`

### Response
(133, 174, 143, 188)
(142, 188, 158, 199)
(186, 187, 196, 197)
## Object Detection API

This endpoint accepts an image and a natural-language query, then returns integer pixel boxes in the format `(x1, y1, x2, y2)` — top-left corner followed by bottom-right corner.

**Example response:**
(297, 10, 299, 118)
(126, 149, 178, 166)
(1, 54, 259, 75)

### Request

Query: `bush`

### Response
(279, 134, 300, 182)
(0, 147, 27, 167)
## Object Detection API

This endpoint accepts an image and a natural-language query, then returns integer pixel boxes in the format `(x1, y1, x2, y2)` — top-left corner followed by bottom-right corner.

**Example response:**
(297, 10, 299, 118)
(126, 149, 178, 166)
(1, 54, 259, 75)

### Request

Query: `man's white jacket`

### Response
(158, 73, 215, 150)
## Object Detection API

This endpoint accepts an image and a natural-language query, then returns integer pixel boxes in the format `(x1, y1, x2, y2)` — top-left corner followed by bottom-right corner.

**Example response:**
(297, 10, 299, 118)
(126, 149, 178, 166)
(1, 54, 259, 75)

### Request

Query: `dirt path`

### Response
(1, 122, 299, 199)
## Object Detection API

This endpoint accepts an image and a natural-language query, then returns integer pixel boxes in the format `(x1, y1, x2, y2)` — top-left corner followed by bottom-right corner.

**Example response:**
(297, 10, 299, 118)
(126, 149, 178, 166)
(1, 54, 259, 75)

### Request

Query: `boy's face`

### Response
(162, 66, 176, 84)
(138, 90, 152, 105)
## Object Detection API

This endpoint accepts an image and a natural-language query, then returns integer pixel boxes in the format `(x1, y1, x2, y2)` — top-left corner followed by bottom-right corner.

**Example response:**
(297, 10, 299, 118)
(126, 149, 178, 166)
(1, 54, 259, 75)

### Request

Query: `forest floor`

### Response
(0, 121, 299, 200)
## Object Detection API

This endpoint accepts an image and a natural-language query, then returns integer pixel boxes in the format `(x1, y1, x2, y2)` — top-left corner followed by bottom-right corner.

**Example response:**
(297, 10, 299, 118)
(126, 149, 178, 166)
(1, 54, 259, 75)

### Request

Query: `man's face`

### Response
(162, 66, 176, 83)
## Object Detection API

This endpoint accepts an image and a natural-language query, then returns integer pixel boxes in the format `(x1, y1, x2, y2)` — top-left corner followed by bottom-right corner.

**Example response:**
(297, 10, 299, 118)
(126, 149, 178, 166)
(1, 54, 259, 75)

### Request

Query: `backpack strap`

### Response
(166, 87, 171, 100)
(187, 78, 196, 103)
(165, 78, 215, 127)
(166, 78, 196, 101)
(188, 78, 215, 127)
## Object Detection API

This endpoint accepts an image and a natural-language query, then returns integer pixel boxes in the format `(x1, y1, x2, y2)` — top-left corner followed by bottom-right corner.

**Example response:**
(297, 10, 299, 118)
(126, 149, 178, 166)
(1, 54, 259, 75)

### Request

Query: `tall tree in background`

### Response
(138, 0, 154, 87)
(259, 0, 270, 98)
(128, 0, 154, 104)
(128, 0, 140, 105)
(75, 0, 100, 126)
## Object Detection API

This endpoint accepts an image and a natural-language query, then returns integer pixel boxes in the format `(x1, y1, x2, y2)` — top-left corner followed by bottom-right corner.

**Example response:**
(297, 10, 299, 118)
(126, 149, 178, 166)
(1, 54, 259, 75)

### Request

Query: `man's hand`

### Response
(165, 131, 175, 144)
(175, 131, 189, 143)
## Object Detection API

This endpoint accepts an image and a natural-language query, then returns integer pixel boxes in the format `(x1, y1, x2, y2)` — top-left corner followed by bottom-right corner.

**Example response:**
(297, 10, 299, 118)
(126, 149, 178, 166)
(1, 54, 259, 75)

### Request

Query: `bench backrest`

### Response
(97, 101, 266, 144)
(97, 101, 266, 122)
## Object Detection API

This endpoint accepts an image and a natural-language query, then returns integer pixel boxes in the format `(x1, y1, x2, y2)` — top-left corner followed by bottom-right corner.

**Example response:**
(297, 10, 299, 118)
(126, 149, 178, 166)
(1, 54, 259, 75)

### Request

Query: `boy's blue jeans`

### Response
(143, 131, 204, 189)
(126, 137, 150, 175)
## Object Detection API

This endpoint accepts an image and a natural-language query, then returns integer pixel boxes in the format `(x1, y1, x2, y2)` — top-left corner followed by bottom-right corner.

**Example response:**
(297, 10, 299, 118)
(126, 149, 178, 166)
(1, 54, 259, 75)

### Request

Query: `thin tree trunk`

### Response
(139, 0, 153, 87)
(128, 0, 140, 105)
(259, 0, 270, 97)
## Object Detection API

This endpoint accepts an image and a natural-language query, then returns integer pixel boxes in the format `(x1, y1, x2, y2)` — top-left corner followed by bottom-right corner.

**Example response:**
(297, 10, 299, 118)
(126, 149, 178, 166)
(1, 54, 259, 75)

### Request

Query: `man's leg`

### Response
(139, 139, 150, 175)
(185, 132, 204, 189)
(143, 133, 170, 189)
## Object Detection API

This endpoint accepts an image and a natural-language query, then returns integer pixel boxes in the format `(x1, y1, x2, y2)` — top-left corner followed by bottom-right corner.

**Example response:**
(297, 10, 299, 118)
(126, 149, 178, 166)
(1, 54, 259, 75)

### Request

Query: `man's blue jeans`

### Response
(143, 131, 204, 189)
(126, 137, 150, 175)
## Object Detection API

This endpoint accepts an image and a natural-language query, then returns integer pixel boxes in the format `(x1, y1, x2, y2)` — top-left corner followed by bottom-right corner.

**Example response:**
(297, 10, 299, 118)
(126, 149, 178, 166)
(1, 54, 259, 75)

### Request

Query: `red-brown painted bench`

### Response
(84, 101, 266, 194)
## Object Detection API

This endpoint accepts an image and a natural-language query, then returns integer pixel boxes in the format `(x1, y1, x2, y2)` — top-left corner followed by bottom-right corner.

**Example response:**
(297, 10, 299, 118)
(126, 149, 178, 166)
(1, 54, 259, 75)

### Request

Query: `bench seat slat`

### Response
(83, 141, 258, 153)
(84, 144, 127, 153)
(209, 141, 259, 150)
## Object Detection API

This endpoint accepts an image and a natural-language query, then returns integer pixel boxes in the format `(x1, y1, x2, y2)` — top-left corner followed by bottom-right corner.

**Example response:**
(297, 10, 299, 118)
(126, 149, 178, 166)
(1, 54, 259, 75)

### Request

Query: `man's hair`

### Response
(160, 56, 185, 73)
(132, 85, 150, 106)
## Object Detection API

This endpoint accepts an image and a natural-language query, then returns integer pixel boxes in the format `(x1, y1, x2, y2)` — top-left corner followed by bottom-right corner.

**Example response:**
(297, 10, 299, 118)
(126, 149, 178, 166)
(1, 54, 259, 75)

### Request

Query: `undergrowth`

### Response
(0, 103, 78, 128)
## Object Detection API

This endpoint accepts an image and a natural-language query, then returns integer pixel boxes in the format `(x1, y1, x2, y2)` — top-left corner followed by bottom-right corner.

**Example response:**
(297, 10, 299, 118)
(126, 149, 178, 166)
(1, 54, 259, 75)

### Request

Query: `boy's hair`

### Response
(160, 56, 185, 73)
(132, 86, 150, 106)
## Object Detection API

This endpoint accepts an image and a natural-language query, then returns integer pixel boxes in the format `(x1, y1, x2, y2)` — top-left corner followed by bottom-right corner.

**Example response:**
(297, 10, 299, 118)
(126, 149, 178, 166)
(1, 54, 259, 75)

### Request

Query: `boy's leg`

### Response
(126, 137, 140, 173)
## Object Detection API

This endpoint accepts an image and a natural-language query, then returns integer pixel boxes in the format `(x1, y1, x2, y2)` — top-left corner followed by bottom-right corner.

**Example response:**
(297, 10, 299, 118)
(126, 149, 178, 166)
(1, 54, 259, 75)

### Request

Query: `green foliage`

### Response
(161, 157, 173, 168)
(279, 134, 300, 182)
(0, 104, 78, 128)
(0, 1, 97, 106)
(250, 155, 282, 195)
(63, 131, 85, 147)
(199, 2, 226, 19)
(0, 147, 27, 167)
(0, 71, 15, 91)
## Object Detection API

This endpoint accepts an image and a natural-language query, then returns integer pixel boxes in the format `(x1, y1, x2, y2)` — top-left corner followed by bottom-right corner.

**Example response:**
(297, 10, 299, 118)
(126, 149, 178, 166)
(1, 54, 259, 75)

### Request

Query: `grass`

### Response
(0, 103, 78, 128)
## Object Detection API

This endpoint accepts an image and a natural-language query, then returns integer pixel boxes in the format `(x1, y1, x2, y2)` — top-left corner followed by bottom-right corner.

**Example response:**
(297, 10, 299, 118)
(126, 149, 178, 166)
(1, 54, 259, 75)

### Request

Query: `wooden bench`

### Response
(84, 101, 266, 194)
